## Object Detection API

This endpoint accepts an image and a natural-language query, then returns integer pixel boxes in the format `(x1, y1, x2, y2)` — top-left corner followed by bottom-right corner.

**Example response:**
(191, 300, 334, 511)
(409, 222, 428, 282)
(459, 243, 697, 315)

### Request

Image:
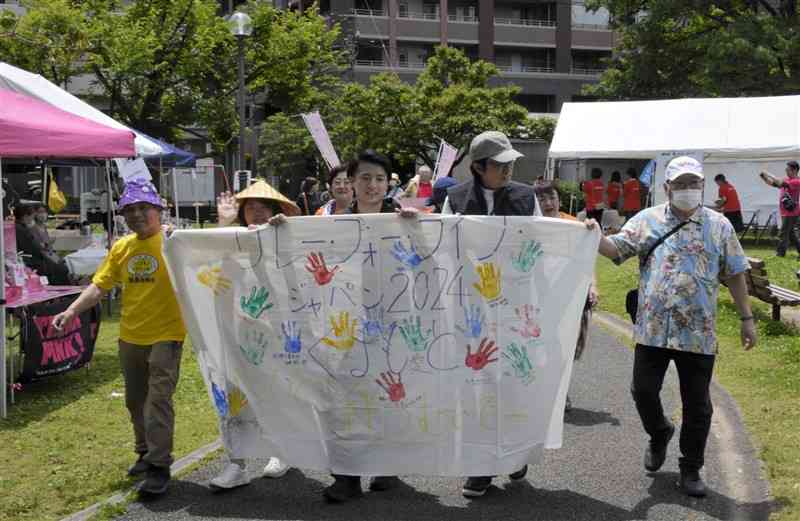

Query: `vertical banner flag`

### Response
(301, 112, 341, 170)
(165, 215, 598, 475)
(432, 140, 458, 182)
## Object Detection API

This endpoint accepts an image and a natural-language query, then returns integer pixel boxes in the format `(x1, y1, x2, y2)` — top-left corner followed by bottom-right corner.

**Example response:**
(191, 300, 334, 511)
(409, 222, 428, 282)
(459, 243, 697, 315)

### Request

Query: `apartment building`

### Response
(329, 0, 613, 113)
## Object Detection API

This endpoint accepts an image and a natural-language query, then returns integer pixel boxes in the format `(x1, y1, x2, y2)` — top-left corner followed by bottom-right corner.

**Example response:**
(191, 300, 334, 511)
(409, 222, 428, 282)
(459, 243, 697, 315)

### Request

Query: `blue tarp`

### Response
(140, 132, 196, 167)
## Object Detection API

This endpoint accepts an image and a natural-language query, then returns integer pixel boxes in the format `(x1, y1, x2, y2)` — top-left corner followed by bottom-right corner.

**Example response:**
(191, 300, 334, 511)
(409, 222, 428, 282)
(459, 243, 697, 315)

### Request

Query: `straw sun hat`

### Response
(235, 179, 301, 217)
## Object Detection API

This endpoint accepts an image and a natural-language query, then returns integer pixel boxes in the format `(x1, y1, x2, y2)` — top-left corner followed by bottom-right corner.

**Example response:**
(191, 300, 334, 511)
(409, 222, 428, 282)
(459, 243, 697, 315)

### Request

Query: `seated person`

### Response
(13, 201, 71, 285)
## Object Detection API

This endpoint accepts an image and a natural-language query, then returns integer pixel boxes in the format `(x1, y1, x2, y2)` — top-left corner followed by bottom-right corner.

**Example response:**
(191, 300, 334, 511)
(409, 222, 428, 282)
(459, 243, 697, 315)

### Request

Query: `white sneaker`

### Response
(209, 462, 251, 490)
(262, 457, 290, 478)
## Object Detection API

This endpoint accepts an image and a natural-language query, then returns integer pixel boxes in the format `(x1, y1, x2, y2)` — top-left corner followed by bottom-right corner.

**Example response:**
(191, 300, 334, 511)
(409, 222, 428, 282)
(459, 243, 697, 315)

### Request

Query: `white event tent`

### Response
(548, 96, 800, 224)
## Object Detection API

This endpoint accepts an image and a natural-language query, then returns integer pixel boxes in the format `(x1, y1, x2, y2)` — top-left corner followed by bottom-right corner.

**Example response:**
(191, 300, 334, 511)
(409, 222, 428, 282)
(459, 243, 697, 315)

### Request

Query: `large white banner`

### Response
(165, 214, 598, 476)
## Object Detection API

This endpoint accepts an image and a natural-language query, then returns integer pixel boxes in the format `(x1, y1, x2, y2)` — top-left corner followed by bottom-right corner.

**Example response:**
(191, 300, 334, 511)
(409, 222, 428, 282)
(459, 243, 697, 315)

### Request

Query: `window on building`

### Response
(571, 50, 611, 73)
(524, 2, 556, 23)
(423, 2, 440, 19)
(521, 48, 555, 71)
(515, 94, 556, 113)
(398, 1, 408, 17)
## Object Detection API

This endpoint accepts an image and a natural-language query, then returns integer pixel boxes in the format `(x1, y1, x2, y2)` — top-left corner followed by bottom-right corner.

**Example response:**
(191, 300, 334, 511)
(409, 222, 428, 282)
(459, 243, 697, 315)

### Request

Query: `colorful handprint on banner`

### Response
(398, 316, 432, 352)
(322, 311, 358, 351)
(473, 262, 502, 301)
(305, 252, 339, 286)
(239, 329, 268, 366)
(198, 266, 231, 295)
(376, 371, 406, 402)
(511, 304, 541, 339)
(512, 240, 543, 273)
(465, 338, 498, 371)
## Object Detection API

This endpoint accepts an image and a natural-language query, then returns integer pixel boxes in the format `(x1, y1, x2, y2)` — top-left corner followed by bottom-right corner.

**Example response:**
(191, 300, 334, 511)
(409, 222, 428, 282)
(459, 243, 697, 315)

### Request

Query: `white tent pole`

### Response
(1, 156, 7, 418)
(172, 168, 179, 227)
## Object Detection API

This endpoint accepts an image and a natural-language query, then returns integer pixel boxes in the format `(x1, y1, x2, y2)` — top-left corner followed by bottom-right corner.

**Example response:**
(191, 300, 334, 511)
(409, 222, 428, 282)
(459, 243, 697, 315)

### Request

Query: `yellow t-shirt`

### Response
(93, 232, 186, 345)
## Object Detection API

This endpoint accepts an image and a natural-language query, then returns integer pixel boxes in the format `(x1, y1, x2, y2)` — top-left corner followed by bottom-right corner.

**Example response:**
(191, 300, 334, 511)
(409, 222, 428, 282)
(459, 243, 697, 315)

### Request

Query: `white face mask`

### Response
(671, 189, 702, 211)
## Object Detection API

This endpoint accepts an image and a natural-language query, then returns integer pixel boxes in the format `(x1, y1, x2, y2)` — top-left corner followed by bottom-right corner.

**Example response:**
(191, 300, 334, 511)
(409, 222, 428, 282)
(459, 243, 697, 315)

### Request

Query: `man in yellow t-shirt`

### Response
(53, 179, 185, 497)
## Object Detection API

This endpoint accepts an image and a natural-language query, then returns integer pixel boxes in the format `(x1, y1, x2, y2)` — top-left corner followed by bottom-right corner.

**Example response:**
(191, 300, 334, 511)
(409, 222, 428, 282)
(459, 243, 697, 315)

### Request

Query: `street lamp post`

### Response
(228, 11, 253, 182)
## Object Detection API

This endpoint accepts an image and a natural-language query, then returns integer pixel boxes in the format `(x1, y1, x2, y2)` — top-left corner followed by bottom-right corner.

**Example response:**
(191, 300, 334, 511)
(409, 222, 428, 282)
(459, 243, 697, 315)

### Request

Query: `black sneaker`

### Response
(679, 469, 707, 497)
(128, 454, 150, 477)
(509, 465, 528, 481)
(323, 476, 363, 503)
(140, 466, 170, 496)
(368, 475, 401, 491)
(644, 423, 675, 472)
(462, 476, 492, 498)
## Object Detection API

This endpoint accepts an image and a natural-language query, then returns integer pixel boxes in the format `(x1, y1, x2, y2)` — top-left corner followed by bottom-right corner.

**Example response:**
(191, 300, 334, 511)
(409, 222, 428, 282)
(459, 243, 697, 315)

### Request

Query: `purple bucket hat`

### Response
(118, 178, 163, 210)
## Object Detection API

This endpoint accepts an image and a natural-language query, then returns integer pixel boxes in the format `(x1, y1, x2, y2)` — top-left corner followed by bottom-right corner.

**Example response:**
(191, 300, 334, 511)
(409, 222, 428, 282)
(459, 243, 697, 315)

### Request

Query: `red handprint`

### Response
(465, 338, 499, 371)
(511, 304, 541, 339)
(305, 252, 339, 286)
(376, 372, 406, 402)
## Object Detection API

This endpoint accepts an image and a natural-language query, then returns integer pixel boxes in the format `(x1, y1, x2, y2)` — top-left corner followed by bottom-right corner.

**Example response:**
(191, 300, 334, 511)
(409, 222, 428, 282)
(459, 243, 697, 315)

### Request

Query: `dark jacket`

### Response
(446, 179, 538, 216)
(348, 198, 401, 214)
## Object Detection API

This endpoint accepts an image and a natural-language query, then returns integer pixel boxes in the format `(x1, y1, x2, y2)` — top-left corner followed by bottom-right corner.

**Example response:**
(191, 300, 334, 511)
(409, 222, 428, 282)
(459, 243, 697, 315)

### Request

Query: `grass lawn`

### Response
(0, 311, 217, 521)
(595, 240, 800, 521)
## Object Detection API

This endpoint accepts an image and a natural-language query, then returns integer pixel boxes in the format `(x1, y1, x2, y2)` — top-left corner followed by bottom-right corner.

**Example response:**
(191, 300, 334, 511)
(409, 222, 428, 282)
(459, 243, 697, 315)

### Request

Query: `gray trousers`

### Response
(119, 340, 183, 469)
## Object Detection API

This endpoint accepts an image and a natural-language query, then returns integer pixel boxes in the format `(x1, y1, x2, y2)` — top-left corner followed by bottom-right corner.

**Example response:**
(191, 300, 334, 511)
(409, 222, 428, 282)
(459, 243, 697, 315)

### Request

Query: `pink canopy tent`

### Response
(0, 88, 135, 418)
(0, 89, 135, 158)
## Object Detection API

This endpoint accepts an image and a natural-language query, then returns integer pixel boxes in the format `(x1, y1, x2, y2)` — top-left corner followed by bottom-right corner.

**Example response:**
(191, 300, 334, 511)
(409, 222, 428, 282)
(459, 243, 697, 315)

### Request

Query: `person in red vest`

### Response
(714, 174, 743, 233)
(622, 168, 642, 219)
(607, 171, 623, 211)
(583, 168, 605, 222)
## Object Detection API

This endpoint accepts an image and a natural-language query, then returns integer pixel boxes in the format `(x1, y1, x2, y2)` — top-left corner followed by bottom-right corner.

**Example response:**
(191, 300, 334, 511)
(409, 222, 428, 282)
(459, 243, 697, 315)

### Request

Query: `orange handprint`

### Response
(465, 337, 499, 371)
(376, 372, 406, 402)
(321, 311, 358, 351)
(197, 266, 232, 295)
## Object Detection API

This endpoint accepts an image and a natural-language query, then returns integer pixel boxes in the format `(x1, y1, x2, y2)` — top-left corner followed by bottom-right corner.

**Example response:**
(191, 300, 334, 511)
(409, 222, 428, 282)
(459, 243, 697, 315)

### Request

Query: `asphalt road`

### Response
(114, 322, 773, 521)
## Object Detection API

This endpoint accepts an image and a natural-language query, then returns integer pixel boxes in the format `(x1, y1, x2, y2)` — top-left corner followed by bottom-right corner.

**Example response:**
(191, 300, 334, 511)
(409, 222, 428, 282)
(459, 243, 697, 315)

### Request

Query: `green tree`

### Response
(260, 46, 554, 176)
(584, 0, 800, 99)
(0, 0, 89, 87)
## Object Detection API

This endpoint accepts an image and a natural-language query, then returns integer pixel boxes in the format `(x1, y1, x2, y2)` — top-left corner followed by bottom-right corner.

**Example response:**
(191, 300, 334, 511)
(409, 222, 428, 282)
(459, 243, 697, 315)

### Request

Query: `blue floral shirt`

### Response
(609, 204, 749, 355)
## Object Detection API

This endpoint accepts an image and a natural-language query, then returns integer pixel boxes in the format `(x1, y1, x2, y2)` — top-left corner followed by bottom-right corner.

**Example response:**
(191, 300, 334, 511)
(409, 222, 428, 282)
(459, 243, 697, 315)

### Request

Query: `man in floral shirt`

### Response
(594, 156, 757, 497)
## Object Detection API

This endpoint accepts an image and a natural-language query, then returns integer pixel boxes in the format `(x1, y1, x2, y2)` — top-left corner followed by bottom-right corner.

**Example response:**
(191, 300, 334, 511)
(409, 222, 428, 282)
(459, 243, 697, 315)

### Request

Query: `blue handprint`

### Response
(212, 382, 228, 418)
(391, 240, 423, 269)
(456, 305, 485, 339)
(281, 321, 302, 353)
(361, 305, 389, 339)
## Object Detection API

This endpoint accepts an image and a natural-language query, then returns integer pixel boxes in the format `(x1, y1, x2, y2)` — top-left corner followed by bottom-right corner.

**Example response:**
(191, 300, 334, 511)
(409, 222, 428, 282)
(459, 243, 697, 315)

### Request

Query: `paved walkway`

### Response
(113, 320, 773, 521)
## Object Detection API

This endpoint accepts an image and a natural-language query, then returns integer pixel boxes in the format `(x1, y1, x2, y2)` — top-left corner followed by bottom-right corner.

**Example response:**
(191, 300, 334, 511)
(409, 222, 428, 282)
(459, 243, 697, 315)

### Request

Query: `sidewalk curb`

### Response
(593, 312, 773, 519)
(60, 439, 222, 521)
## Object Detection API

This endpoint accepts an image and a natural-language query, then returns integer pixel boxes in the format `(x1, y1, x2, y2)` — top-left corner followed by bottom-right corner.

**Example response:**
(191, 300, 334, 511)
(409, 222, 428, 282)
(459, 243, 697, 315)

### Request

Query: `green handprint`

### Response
(240, 286, 273, 319)
(512, 240, 543, 273)
(239, 329, 268, 366)
(398, 316, 432, 353)
(503, 342, 534, 385)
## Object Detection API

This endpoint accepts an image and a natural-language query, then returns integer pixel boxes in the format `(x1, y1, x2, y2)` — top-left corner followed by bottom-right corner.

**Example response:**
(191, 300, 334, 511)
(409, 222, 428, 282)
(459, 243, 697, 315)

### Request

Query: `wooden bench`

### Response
(745, 257, 800, 320)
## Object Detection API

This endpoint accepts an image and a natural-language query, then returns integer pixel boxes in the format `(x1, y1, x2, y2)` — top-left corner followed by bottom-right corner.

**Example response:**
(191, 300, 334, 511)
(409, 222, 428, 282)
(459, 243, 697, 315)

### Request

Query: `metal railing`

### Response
(355, 59, 428, 69)
(495, 64, 555, 73)
(352, 8, 386, 16)
(571, 67, 605, 75)
(448, 14, 479, 22)
(572, 22, 611, 30)
(494, 17, 556, 27)
(397, 11, 440, 20)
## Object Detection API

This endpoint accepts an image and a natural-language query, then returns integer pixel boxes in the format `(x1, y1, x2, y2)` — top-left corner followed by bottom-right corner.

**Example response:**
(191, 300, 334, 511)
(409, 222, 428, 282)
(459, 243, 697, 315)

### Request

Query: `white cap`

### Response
(665, 156, 704, 182)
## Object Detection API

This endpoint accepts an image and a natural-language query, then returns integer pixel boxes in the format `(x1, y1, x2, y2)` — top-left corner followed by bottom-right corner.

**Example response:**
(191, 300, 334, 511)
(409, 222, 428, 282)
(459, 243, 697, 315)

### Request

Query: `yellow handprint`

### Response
(228, 387, 248, 417)
(473, 262, 502, 301)
(321, 311, 358, 351)
(197, 266, 232, 295)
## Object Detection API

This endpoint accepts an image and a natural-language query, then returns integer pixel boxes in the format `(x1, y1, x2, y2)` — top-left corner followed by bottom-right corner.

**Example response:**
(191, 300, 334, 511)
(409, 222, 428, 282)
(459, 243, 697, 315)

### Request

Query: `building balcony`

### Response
(570, 66, 605, 77)
(495, 64, 555, 74)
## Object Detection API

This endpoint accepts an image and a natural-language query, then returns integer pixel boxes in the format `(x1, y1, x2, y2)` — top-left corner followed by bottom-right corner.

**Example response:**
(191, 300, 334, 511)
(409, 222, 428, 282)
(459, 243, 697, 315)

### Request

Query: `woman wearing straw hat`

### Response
(208, 179, 301, 491)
